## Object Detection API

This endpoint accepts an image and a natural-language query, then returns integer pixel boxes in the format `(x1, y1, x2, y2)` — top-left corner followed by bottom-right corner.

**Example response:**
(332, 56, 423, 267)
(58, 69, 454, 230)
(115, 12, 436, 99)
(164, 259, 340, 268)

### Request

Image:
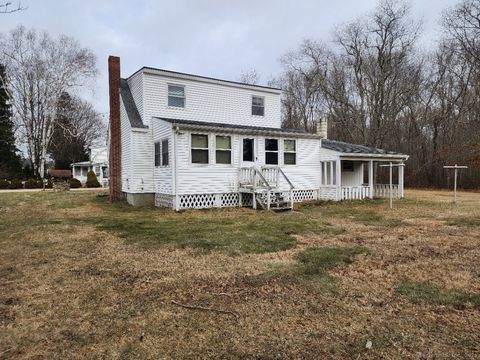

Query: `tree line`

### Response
(0, 26, 104, 179)
(269, 0, 479, 188)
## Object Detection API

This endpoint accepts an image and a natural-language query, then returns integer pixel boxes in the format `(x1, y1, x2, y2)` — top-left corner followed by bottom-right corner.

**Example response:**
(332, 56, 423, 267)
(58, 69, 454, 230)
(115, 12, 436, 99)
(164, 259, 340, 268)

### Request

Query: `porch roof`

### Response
(321, 139, 408, 159)
(155, 117, 321, 139)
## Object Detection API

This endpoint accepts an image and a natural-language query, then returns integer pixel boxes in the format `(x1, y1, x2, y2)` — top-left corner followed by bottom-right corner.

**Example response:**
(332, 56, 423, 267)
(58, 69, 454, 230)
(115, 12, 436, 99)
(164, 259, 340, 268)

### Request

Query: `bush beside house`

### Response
(86, 170, 101, 188)
(69, 178, 82, 188)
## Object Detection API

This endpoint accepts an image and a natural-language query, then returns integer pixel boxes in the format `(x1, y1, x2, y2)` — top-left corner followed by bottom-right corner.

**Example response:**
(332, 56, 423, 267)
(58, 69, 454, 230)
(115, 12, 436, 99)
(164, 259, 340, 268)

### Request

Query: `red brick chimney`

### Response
(108, 56, 122, 201)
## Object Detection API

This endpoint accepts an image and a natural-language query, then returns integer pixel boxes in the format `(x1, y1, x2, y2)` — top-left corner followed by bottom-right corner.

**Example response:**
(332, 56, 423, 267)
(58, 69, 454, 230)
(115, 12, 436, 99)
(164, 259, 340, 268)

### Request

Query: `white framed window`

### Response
(161, 139, 169, 166)
(265, 138, 278, 165)
(215, 135, 231, 164)
(154, 142, 161, 167)
(252, 96, 264, 116)
(191, 134, 209, 164)
(168, 84, 185, 108)
(95, 166, 100, 176)
(321, 161, 337, 185)
(284, 139, 296, 165)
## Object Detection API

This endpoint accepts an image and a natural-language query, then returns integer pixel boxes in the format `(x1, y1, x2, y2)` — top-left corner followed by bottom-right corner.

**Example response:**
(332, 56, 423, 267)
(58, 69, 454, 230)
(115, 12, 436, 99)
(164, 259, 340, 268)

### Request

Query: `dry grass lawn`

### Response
(1, 189, 479, 359)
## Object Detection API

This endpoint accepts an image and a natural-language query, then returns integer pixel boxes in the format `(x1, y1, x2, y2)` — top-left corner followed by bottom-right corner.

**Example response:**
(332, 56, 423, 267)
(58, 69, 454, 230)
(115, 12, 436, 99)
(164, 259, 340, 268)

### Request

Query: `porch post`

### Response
(368, 160, 374, 199)
(336, 159, 341, 201)
(399, 162, 404, 198)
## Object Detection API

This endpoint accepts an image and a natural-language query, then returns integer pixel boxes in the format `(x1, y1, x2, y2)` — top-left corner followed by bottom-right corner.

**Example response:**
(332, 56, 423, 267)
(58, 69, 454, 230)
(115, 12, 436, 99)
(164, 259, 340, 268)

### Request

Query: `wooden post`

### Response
(336, 159, 341, 200)
(389, 162, 393, 209)
(399, 162, 404, 198)
(443, 164, 468, 203)
(368, 160, 374, 199)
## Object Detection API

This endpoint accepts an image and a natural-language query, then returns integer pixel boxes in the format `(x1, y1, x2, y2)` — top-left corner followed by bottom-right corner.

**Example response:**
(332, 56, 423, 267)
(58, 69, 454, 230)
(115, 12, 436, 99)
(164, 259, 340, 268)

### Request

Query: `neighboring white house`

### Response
(108, 56, 408, 210)
(71, 146, 109, 187)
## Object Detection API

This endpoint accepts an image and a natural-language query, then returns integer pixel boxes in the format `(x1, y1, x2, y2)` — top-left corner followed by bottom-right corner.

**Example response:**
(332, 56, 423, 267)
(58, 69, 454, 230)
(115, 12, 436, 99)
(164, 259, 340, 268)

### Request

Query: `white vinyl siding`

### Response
(153, 119, 173, 194)
(142, 72, 281, 128)
(175, 131, 321, 195)
(120, 99, 132, 192)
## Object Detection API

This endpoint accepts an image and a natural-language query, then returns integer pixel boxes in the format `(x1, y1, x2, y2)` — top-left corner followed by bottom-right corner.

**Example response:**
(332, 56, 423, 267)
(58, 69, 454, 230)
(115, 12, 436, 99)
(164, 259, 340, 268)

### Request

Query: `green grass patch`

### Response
(83, 208, 343, 256)
(397, 281, 480, 308)
(300, 201, 402, 227)
(444, 216, 480, 227)
(282, 246, 369, 294)
(295, 246, 369, 276)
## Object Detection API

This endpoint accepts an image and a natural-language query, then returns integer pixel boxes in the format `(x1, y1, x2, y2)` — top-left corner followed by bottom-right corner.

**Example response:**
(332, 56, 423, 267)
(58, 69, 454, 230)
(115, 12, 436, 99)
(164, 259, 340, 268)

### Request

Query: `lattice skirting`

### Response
(156, 190, 322, 210)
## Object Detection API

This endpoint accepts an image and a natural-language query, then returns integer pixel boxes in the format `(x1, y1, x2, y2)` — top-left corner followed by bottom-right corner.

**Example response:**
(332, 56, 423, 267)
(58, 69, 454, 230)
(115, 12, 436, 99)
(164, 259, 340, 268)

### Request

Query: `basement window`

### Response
(284, 140, 296, 165)
(252, 96, 264, 116)
(265, 139, 278, 165)
(215, 135, 231, 164)
(191, 134, 209, 164)
(168, 84, 185, 108)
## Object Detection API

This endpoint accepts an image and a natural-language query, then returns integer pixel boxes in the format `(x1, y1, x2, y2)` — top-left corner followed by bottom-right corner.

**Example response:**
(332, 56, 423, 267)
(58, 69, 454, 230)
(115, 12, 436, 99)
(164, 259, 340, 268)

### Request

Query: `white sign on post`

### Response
(443, 164, 468, 203)
(379, 162, 405, 209)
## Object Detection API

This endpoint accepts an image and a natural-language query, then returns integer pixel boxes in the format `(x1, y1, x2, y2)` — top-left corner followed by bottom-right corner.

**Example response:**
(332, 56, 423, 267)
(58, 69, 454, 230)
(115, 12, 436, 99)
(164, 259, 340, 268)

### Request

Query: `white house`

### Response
(107, 56, 408, 210)
(71, 146, 109, 187)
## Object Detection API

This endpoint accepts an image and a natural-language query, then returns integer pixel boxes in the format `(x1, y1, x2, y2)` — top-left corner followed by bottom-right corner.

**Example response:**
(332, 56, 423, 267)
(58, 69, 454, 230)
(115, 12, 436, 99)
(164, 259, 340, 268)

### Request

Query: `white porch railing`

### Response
(374, 184, 400, 199)
(341, 186, 371, 200)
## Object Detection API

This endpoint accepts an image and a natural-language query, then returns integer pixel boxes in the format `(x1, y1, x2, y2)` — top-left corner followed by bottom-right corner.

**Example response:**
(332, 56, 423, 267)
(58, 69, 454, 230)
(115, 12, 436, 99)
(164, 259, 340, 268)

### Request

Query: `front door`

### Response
(241, 137, 257, 167)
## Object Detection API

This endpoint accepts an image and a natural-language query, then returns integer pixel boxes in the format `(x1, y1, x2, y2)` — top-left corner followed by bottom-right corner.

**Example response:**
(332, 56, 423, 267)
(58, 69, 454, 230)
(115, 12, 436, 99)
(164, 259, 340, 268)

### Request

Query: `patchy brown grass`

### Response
(0, 189, 479, 359)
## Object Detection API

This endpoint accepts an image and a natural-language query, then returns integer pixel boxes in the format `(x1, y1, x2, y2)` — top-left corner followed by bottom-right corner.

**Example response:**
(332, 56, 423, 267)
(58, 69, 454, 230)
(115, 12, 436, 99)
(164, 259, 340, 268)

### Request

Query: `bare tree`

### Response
(0, 26, 97, 178)
(49, 92, 105, 169)
(238, 68, 260, 85)
(0, 1, 26, 13)
(442, 0, 480, 66)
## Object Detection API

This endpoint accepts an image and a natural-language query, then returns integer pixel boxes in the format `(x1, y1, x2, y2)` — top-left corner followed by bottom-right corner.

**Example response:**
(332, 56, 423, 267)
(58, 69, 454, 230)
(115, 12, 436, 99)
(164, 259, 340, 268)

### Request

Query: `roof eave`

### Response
(166, 122, 319, 139)
(135, 67, 282, 94)
(340, 153, 409, 160)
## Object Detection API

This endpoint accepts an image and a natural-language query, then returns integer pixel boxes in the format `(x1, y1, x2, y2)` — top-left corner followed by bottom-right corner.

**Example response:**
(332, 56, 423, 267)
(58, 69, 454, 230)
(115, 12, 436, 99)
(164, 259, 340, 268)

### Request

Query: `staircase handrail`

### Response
(277, 167, 294, 190)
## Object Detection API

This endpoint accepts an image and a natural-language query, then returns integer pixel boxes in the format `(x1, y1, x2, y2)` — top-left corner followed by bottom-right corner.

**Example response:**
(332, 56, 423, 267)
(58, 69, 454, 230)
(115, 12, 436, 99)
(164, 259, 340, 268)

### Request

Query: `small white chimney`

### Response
(316, 117, 328, 139)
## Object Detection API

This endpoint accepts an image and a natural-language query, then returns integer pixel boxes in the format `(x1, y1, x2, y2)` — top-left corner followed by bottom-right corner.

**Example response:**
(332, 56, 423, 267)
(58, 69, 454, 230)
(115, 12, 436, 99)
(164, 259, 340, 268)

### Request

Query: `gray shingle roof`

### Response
(321, 139, 403, 155)
(155, 117, 320, 138)
(120, 79, 146, 128)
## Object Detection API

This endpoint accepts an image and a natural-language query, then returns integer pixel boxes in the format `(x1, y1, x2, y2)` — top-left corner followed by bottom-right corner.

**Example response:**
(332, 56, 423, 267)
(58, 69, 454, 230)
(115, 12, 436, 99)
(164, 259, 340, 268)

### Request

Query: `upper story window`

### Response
(252, 96, 264, 116)
(215, 136, 231, 164)
(191, 134, 209, 164)
(265, 139, 278, 165)
(284, 140, 296, 165)
(168, 84, 185, 108)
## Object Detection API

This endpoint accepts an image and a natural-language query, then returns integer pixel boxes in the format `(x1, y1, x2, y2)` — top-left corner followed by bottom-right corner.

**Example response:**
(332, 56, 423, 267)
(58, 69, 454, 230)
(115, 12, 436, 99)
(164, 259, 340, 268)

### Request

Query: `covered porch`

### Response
(318, 138, 409, 201)
(319, 157, 406, 201)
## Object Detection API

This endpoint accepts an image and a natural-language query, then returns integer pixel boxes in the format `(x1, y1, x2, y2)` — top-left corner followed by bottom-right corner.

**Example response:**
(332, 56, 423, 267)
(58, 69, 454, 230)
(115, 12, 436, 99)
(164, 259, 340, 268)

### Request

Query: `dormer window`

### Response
(252, 96, 264, 116)
(168, 84, 185, 108)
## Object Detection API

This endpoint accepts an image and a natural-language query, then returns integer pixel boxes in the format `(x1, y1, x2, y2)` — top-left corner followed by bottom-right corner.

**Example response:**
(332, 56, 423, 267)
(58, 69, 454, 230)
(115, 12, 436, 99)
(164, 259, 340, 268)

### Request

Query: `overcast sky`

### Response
(0, 0, 458, 116)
